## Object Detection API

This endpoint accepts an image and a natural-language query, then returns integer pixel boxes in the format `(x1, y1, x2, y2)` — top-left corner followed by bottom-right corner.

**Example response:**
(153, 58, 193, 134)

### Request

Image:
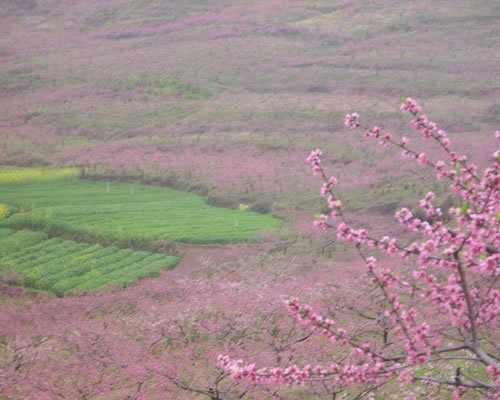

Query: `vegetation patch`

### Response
(0, 169, 283, 245)
(0, 167, 80, 183)
(0, 204, 9, 220)
(0, 234, 179, 296)
(0, 228, 48, 257)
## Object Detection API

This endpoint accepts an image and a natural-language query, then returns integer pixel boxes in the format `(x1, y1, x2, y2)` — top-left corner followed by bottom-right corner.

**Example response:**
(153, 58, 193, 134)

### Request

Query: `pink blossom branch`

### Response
(222, 97, 500, 397)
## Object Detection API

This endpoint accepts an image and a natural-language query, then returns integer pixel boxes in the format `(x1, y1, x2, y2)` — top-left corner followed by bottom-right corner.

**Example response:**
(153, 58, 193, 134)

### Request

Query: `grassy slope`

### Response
(0, 0, 497, 213)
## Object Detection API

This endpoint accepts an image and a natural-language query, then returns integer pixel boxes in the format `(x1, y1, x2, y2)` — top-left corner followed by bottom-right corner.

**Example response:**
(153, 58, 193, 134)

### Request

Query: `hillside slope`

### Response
(1, 0, 498, 210)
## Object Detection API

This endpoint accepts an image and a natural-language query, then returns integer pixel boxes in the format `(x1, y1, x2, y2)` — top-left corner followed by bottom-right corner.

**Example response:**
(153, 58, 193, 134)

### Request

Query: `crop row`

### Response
(0, 229, 48, 257)
(0, 237, 179, 296)
(0, 228, 13, 240)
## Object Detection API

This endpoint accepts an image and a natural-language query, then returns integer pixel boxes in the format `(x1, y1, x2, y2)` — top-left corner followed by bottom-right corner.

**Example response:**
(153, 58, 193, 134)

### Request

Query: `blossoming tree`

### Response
(220, 98, 500, 399)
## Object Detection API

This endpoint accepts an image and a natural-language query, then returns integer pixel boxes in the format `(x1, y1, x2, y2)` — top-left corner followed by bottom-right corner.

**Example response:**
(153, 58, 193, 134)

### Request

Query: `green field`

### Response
(0, 172, 283, 245)
(0, 169, 282, 296)
(0, 228, 179, 296)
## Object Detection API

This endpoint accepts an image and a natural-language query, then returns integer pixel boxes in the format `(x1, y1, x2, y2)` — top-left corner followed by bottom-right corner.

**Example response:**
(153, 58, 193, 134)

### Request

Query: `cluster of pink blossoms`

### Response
(218, 353, 387, 387)
(400, 97, 422, 114)
(404, 105, 451, 148)
(305, 148, 322, 175)
(221, 98, 499, 398)
(344, 112, 360, 128)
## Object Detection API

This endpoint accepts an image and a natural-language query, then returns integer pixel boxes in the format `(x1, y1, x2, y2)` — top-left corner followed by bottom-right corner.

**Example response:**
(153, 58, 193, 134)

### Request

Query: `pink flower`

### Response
(401, 97, 421, 114)
(329, 176, 338, 185)
(417, 152, 427, 166)
(313, 214, 329, 231)
(344, 113, 360, 128)
(306, 149, 323, 175)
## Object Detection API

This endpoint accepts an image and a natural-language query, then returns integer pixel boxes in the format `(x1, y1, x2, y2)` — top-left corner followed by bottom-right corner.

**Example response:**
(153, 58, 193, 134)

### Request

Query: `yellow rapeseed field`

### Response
(0, 168, 80, 184)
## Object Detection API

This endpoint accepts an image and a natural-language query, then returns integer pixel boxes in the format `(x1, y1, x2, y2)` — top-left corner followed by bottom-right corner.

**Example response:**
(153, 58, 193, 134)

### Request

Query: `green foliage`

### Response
(0, 228, 48, 257)
(0, 235, 179, 296)
(0, 204, 9, 220)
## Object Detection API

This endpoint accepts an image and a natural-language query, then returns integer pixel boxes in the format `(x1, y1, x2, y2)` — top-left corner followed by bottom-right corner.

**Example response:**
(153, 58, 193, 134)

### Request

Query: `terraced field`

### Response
(0, 228, 179, 296)
(0, 170, 283, 245)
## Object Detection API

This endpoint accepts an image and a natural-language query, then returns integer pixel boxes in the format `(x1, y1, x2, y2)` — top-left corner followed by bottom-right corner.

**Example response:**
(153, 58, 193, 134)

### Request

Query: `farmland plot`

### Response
(0, 233, 179, 296)
(0, 172, 283, 244)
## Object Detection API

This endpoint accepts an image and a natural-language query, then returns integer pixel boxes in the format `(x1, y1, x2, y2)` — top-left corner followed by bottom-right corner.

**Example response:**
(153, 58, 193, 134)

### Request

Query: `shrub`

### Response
(248, 198, 273, 214)
(206, 191, 239, 209)
(0, 204, 9, 220)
